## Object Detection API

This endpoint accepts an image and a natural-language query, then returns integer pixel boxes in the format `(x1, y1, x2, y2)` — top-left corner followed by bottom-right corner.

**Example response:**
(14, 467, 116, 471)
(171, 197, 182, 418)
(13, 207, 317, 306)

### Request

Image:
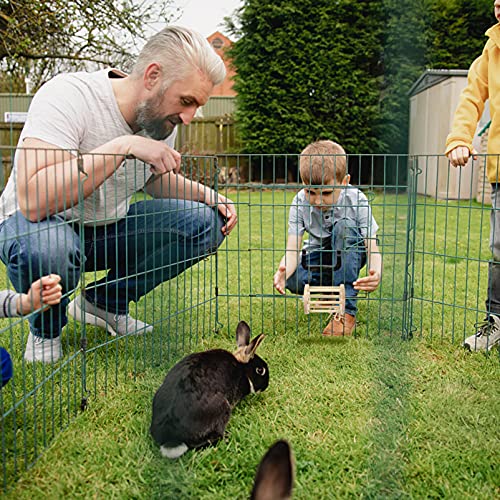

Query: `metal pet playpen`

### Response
(0, 150, 496, 492)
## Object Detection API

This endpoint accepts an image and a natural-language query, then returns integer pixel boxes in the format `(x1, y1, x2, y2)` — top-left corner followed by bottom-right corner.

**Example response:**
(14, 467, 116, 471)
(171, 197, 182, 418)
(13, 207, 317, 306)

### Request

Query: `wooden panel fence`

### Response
(0, 118, 240, 191)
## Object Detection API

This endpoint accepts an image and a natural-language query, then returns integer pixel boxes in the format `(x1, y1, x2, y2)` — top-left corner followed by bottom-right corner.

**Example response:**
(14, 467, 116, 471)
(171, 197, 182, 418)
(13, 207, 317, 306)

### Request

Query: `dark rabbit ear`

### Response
(250, 440, 294, 500)
(234, 321, 251, 362)
(236, 321, 251, 348)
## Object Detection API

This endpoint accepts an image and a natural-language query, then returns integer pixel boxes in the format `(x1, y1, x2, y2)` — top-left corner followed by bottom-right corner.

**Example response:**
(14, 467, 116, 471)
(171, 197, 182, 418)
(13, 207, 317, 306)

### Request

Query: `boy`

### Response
(445, 0, 500, 351)
(1, 274, 62, 386)
(273, 140, 382, 336)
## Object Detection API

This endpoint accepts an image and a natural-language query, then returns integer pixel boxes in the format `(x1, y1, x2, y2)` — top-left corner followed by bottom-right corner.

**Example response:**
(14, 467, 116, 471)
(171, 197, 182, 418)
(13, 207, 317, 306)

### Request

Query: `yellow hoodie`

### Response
(445, 23, 500, 183)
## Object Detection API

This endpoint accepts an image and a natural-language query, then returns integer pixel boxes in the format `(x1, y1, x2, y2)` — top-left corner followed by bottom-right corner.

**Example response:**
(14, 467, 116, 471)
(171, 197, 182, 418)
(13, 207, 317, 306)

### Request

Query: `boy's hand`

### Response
(18, 274, 63, 315)
(353, 269, 380, 292)
(273, 265, 287, 295)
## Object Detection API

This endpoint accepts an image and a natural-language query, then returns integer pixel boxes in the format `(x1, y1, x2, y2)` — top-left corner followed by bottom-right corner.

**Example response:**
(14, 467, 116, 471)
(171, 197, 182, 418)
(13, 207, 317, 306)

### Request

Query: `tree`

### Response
(425, 0, 495, 69)
(0, 0, 178, 91)
(227, 0, 385, 156)
(378, 0, 427, 155)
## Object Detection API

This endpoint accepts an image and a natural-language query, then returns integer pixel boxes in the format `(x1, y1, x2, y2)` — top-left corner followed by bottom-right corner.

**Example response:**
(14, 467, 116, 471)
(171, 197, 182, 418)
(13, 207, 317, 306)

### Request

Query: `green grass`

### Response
(1, 189, 500, 498)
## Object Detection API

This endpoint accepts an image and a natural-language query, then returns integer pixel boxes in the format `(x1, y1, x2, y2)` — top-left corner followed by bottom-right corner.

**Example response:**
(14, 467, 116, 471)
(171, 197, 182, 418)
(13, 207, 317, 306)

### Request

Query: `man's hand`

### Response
(18, 274, 63, 315)
(353, 269, 380, 292)
(273, 265, 287, 295)
(447, 146, 478, 167)
(125, 136, 181, 175)
(216, 194, 238, 235)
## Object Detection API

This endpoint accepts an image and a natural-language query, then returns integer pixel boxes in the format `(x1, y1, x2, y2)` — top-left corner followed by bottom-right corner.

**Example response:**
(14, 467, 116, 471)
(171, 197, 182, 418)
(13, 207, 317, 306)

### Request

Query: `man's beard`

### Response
(135, 96, 181, 141)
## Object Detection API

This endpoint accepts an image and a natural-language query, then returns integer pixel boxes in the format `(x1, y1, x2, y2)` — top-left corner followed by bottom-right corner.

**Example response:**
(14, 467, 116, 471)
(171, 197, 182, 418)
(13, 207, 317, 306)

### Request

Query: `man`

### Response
(0, 26, 237, 363)
(445, 0, 500, 351)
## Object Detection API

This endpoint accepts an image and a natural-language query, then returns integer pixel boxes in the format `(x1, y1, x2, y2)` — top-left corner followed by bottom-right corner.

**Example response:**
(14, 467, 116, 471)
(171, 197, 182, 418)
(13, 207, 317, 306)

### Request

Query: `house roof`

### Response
(207, 32, 233, 48)
(408, 69, 468, 97)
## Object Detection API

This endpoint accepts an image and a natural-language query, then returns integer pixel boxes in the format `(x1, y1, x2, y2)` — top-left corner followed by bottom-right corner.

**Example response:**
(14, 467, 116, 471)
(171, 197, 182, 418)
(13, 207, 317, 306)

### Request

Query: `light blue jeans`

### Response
(0, 199, 225, 338)
(286, 218, 367, 316)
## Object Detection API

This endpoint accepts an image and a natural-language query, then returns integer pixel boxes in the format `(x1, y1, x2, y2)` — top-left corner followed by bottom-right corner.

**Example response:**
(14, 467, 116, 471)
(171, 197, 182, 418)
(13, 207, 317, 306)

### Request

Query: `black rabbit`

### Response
(150, 320, 269, 458)
(251, 440, 294, 500)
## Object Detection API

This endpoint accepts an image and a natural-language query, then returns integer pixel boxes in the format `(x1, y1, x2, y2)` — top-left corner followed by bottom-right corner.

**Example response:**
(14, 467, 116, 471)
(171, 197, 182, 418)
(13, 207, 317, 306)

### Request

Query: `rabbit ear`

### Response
(236, 321, 251, 348)
(246, 333, 265, 358)
(251, 440, 294, 500)
(234, 334, 265, 363)
(234, 321, 251, 362)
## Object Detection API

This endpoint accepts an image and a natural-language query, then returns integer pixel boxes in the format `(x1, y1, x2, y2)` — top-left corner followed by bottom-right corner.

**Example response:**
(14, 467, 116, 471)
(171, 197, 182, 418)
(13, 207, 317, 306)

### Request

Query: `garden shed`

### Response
(408, 69, 490, 200)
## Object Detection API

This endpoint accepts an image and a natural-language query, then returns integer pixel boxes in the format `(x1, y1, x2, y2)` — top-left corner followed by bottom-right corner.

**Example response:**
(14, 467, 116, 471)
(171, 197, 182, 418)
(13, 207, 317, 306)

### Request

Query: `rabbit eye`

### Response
(256, 367, 266, 376)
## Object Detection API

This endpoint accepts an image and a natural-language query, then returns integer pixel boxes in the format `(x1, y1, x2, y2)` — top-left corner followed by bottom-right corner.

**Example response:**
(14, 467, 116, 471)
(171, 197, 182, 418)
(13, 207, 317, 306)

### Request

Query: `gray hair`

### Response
(131, 26, 226, 87)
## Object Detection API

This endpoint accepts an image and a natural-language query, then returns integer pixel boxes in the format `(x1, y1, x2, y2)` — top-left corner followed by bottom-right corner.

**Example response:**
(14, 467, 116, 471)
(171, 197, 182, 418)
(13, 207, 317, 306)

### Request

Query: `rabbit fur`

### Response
(251, 440, 294, 500)
(150, 320, 269, 459)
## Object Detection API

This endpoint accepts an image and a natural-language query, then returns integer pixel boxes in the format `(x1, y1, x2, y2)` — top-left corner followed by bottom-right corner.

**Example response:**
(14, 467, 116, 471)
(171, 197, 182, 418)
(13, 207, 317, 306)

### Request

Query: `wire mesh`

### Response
(0, 150, 497, 492)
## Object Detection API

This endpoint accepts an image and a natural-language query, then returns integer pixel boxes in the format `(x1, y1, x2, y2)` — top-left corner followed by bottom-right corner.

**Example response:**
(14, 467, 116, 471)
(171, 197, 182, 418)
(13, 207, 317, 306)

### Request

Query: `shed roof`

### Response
(408, 69, 468, 97)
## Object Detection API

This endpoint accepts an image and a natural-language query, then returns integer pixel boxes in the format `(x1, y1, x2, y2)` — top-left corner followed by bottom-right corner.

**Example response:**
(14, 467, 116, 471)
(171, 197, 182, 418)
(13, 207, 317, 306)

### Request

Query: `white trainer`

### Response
(67, 295, 153, 337)
(24, 332, 63, 363)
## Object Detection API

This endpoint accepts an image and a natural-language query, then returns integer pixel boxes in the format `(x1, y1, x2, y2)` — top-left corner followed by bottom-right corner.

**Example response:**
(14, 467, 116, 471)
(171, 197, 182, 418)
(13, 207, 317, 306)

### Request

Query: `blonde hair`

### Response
(299, 140, 347, 185)
(131, 26, 226, 88)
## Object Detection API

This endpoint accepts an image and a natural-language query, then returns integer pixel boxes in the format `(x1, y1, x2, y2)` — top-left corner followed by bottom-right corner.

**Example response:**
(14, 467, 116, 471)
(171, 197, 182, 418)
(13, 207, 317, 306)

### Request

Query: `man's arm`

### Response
(353, 236, 382, 292)
(144, 172, 237, 235)
(273, 234, 303, 295)
(145, 171, 216, 201)
(17, 136, 181, 221)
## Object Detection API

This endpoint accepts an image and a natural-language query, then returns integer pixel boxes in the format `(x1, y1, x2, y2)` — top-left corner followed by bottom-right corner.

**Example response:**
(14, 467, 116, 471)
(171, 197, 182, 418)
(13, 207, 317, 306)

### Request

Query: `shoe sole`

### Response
(68, 300, 120, 337)
(68, 300, 151, 337)
(24, 351, 63, 363)
(322, 331, 353, 337)
(463, 341, 500, 352)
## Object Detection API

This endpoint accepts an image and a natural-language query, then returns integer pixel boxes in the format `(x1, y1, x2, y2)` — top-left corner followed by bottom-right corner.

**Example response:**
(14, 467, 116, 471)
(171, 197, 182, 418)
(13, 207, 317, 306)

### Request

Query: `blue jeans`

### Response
(286, 218, 366, 316)
(0, 199, 225, 338)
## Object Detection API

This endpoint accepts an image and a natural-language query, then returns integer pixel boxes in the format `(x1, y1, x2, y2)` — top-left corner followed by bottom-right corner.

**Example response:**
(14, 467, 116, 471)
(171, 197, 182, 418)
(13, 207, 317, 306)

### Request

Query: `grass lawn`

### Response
(1, 189, 499, 498)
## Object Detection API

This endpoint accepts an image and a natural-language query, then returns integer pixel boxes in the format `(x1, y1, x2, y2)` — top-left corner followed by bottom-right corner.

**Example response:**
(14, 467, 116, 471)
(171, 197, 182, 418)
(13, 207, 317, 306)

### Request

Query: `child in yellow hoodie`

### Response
(445, 0, 500, 351)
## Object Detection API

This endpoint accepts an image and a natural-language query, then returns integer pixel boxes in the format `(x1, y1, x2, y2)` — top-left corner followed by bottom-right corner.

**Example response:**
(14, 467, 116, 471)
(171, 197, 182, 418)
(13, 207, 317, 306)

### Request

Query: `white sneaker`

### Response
(67, 295, 153, 337)
(24, 332, 63, 363)
(464, 315, 500, 352)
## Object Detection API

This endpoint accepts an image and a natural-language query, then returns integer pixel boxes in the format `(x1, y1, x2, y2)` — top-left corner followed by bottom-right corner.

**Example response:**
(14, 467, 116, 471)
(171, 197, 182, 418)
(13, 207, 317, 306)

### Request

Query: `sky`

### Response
(174, 0, 243, 38)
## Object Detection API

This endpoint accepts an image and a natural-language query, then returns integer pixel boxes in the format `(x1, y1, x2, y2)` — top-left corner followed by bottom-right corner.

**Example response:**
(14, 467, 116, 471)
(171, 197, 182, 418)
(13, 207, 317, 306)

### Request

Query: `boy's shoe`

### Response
(67, 295, 153, 337)
(24, 332, 63, 363)
(322, 313, 356, 337)
(463, 315, 500, 352)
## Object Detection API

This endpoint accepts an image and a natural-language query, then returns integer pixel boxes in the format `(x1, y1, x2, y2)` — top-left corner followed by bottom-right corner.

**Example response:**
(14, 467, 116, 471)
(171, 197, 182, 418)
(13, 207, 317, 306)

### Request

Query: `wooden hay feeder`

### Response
(303, 284, 345, 316)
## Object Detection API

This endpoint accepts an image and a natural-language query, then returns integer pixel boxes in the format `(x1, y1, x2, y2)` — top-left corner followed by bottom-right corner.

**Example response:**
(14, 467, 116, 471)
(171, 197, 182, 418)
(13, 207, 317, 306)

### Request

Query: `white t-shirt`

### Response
(288, 187, 379, 251)
(0, 69, 177, 226)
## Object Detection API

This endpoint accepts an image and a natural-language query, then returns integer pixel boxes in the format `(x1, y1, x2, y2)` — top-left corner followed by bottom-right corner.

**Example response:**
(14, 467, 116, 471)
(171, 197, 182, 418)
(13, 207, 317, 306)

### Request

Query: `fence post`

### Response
(402, 155, 419, 340)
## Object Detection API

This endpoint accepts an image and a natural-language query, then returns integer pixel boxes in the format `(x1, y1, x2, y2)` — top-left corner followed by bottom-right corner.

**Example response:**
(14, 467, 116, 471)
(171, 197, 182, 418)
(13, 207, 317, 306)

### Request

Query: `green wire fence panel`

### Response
(214, 154, 411, 339)
(0, 151, 495, 492)
(0, 149, 220, 491)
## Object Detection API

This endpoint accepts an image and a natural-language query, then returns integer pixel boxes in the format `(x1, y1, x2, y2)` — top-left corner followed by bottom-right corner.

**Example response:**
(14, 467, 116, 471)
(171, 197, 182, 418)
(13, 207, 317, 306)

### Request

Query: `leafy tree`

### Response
(378, 0, 427, 154)
(227, 0, 385, 156)
(425, 0, 495, 68)
(0, 0, 178, 91)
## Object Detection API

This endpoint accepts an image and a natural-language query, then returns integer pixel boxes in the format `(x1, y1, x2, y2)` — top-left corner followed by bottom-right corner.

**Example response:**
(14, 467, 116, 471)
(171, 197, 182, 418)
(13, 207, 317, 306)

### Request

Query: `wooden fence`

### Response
(0, 118, 239, 152)
(0, 118, 241, 190)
